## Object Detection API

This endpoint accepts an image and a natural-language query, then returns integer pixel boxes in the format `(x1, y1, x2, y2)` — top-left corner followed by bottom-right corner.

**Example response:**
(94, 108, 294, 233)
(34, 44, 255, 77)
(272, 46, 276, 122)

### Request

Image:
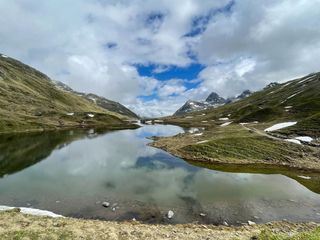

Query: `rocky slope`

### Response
(0, 54, 138, 133)
(173, 100, 209, 116)
(205, 92, 226, 104)
(54, 81, 139, 119)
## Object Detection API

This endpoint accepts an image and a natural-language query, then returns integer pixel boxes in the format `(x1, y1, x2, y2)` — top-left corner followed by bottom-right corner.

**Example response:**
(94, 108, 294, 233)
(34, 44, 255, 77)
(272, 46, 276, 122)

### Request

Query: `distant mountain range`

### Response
(174, 90, 252, 115)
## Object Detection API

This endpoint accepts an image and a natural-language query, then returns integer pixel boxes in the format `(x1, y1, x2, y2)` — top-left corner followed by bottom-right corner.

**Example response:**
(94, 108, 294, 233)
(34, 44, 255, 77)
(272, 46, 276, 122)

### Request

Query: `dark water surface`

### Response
(0, 125, 320, 225)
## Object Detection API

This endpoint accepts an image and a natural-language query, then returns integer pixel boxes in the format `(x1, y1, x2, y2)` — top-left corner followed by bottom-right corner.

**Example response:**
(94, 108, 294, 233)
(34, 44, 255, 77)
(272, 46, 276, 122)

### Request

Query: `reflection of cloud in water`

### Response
(135, 124, 184, 138)
(0, 125, 320, 224)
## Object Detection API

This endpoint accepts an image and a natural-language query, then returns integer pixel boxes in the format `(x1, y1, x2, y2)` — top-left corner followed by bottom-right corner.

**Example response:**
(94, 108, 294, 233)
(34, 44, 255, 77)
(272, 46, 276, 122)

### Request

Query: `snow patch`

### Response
(264, 122, 297, 132)
(193, 133, 203, 136)
(89, 97, 97, 104)
(285, 139, 301, 145)
(1, 54, 8, 58)
(185, 116, 193, 119)
(295, 136, 313, 143)
(201, 120, 208, 123)
(66, 112, 74, 116)
(188, 128, 199, 134)
(0, 205, 64, 218)
(87, 114, 95, 118)
(220, 122, 232, 127)
(298, 75, 316, 84)
(287, 91, 303, 100)
(219, 117, 229, 121)
(297, 175, 311, 180)
(284, 106, 292, 109)
(196, 140, 209, 144)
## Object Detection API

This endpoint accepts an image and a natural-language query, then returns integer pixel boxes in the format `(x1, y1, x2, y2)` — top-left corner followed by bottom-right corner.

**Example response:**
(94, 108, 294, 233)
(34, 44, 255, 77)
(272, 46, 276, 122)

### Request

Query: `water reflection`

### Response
(0, 125, 320, 224)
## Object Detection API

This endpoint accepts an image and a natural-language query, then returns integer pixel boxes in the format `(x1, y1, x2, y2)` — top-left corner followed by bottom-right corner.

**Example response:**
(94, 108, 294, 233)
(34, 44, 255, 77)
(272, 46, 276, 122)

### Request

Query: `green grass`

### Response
(180, 125, 310, 164)
(183, 135, 305, 162)
(0, 229, 73, 240)
(0, 55, 138, 132)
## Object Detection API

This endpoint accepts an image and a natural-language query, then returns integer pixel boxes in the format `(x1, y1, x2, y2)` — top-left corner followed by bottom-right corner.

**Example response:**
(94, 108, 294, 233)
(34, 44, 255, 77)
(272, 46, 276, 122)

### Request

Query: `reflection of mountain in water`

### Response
(134, 152, 197, 171)
(0, 129, 107, 178)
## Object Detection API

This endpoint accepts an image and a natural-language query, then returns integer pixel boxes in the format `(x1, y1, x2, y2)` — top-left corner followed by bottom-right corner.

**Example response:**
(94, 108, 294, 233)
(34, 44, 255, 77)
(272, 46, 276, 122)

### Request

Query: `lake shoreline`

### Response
(151, 138, 320, 172)
(149, 123, 320, 172)
(0, 210, 319, 239)
(0, 122, 140, 135)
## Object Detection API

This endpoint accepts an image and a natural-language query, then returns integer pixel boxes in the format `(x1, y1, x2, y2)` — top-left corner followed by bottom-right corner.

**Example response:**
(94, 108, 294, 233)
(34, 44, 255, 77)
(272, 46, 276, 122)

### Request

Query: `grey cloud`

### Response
(195, 0, 320, 97)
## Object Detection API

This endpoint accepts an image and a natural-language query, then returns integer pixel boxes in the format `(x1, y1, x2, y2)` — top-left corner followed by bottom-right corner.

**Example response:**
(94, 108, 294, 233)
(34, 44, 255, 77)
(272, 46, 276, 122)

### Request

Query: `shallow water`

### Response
(0, 125, 320, 224)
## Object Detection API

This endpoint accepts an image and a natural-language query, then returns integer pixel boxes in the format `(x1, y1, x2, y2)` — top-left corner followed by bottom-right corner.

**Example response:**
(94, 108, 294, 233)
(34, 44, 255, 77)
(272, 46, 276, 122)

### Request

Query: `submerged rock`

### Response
(102, 202, 110, 208)
(167, 210, 174, 219)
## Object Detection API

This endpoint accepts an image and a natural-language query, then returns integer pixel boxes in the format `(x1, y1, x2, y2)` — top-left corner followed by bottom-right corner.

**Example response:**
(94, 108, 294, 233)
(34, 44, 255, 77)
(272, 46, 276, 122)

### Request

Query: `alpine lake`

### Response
(0, 124, 320, 225)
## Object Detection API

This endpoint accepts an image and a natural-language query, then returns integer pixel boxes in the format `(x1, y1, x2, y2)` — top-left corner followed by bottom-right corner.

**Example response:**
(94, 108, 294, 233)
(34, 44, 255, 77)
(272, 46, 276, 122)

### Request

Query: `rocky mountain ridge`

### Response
(174, 90, 252, 116)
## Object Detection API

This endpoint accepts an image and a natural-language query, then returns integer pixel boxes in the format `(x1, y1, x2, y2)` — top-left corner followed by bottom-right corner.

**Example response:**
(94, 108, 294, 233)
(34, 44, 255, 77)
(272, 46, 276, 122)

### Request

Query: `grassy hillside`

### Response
(0, 54, 138, 133)
(151, 72, 320, 172)
(54, 81, 139, 119)
(163, 72, 320, 137)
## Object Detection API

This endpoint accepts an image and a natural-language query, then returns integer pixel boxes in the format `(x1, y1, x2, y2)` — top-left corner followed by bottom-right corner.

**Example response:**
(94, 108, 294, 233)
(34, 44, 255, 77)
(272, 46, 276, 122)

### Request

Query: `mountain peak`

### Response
(174, 100, 207, 116)
(205, 92, 226, 104)
(236, 90, 252, 99)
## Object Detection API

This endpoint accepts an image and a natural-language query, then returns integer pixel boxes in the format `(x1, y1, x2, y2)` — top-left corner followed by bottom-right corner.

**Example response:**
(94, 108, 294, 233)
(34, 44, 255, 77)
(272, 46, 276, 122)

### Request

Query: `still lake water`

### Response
(0, 124, 320, 224)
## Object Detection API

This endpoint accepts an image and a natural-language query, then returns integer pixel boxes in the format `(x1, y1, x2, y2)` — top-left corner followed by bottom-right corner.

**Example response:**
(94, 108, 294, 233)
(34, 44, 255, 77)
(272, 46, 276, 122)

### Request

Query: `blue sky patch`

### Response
(136, 63, 205, 100)
(136, 63, 205, 81)
(184, 0, 235, 37)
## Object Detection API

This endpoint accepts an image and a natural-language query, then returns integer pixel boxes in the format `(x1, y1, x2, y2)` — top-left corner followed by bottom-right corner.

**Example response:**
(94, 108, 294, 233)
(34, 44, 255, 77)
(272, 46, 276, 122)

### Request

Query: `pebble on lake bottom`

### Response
(102, 202, 110, 208)
(167, 210, 174, 219)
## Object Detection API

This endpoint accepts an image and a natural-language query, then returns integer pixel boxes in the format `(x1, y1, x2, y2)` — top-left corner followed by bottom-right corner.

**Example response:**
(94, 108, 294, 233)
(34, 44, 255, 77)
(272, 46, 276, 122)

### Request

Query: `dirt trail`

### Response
(240, 124, 280, 141)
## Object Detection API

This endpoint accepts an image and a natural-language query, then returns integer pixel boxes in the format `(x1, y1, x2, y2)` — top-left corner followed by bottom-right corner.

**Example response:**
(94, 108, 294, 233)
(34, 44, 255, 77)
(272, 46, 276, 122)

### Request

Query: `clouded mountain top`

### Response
(0, 54, 138, 133)
(174, 90, 252, 116)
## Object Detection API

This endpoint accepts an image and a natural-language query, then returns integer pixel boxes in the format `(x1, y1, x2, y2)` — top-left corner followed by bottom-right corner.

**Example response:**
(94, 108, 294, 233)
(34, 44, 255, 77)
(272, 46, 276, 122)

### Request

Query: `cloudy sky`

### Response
(1, 0, 320, 117)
